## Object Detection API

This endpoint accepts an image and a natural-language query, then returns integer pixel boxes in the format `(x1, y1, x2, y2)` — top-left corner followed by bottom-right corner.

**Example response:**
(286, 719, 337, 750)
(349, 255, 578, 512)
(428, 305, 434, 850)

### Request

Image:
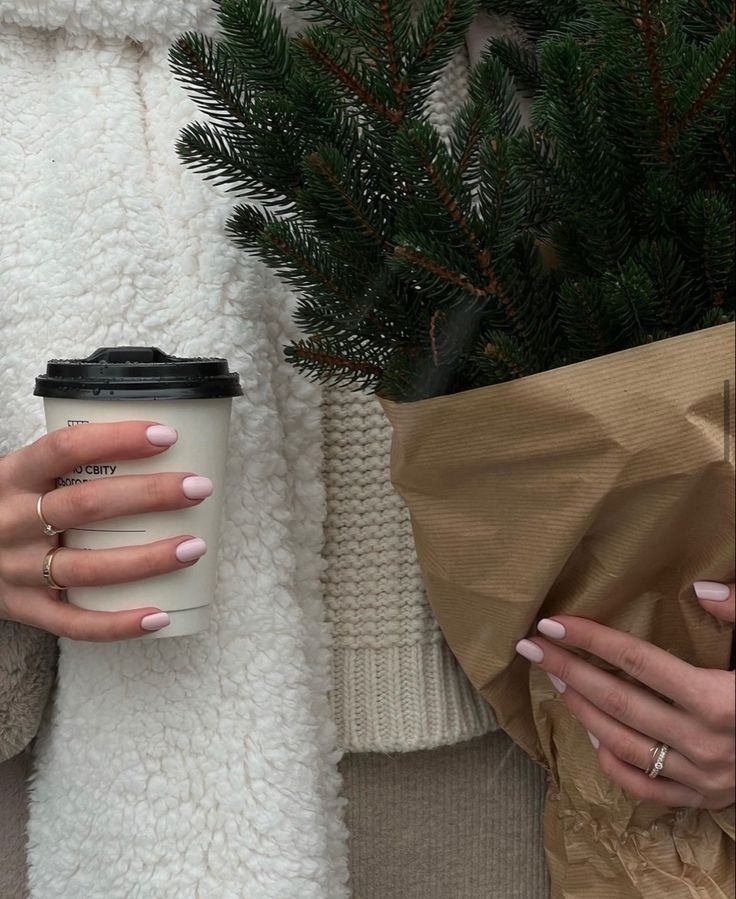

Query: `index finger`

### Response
(535, 614, 705, 716)
(3, 421, 178, 491)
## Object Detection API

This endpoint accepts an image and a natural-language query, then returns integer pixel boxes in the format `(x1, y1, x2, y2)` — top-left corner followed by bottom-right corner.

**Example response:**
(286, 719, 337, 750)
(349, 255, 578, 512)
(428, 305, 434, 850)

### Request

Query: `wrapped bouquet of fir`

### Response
(170, 1, 735, 895)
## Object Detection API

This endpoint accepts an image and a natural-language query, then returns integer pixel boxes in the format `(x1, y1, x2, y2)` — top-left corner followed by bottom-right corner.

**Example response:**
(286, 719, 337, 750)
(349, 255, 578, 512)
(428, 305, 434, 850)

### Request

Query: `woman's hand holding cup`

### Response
(0, 421, 212, 642)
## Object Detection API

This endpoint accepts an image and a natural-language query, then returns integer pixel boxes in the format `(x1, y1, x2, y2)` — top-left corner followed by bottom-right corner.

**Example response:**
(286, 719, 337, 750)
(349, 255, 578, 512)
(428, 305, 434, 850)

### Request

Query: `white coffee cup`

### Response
(34, 346, 243, 638)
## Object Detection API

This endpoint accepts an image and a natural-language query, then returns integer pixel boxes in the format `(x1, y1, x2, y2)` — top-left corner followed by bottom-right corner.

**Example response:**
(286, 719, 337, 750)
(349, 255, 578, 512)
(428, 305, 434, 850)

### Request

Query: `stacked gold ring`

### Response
(42, 547, 66, 590)
(37, 492, 67, 590)
(645, 742, 670, 778)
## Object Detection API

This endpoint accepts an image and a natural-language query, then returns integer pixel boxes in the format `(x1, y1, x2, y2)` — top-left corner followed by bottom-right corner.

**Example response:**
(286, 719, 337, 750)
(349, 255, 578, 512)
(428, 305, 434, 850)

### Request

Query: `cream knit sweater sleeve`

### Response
(321, 385, 499, 753)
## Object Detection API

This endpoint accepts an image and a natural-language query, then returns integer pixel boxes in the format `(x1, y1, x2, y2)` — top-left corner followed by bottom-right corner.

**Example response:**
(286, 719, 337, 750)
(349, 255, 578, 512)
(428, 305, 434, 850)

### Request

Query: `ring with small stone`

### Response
(645, 742, 670, 778)
(37, 492, 65, 537)
(42, 546, 66, 590)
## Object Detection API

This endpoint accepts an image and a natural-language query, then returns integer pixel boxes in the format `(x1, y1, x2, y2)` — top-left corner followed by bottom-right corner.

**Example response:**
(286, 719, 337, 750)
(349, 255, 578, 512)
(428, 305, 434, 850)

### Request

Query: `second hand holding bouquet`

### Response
(169, 1, 735, 895)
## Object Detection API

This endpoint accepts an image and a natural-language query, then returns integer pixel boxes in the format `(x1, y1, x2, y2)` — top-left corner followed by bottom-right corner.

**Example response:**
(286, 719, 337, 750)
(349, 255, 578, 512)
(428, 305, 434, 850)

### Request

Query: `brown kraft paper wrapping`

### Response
(378, 323, 735, 899)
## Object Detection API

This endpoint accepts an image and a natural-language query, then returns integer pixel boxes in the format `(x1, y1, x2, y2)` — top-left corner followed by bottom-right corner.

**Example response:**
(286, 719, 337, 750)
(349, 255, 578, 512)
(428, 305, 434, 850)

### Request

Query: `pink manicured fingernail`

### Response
(182, 476, 213, 499)
(587, 731, 600, 749)
(146, 425, 178, 446)
(140, 612, 171, 631)
(537, 618, 566, 639)
(175, 538, 207, 562)
(546, 672, 567, 693)
(516, 639, 544, 663)
(693, 581, 730, 601)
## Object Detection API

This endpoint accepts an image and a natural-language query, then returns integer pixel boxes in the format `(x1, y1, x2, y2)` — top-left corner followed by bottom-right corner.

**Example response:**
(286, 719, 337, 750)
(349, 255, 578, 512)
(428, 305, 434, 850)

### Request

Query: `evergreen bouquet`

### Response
(169, 2, 735, 894)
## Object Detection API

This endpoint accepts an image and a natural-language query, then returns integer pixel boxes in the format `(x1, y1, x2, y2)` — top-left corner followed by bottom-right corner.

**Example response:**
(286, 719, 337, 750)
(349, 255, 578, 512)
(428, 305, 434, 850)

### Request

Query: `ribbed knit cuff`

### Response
(330, 635, 499, 753)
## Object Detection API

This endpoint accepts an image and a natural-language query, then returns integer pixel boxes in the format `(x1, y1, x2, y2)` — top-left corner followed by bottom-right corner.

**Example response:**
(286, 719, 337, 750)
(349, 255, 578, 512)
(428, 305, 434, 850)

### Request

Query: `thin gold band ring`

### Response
(37, 492, 65, 537)
(42, 546, 66, 590)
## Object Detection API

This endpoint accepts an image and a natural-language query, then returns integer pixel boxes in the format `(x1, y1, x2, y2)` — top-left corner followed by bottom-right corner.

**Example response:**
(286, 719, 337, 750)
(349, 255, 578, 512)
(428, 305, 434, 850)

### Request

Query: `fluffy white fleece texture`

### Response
(0, 4, 350, 896)
(0, 0, 218, 44)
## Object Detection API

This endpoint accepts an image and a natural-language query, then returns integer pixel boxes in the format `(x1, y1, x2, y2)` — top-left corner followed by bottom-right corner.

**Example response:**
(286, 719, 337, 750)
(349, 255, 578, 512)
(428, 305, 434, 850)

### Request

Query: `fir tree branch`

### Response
(471, 328, 536, 381)
(214, 0, 292, 93)
(170, 34, 250, 128)
(478, 0, 582, 41)
(176, 120, 279, 199)
(414, 0, 462, 64)
(298, 35, 402, 124)
(172, 0, 735, 401)
(286, 338, 384, 378)
(483, 34, 540, 95)
(405, 130, 491, 271)
(481, 341, 526, 378)
(450, 55, 521, 182)
(456, 110, 485, 176)
(636, 237, 681, 332)
(290, 0, 382, 58)
(687, 190, 733, 307)
(636, 0, 672, 162)
(558, 279, 611, 359)
(400, 123, 532, 348)
(477, 133, 526, 265)
(257, 220, 385, 330)
(402, 0, 477, 116)
(429, 308, 444, 366)
(376, 0, 411, 118)
(667, 42, 735, 142)
(716, 129, 735, 173)
(262, 225, 349, 299)
(303, 149, 392, 251)
(393, 245, 485, 297)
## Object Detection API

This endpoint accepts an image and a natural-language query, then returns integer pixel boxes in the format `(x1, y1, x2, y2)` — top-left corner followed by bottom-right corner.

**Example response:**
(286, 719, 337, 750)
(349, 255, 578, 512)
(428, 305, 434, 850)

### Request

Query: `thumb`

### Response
(693, 581, 735, 624)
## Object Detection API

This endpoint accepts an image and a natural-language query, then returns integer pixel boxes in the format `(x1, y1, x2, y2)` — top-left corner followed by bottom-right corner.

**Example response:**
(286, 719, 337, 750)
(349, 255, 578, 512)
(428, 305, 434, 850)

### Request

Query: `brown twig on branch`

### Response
(429, 309, 444, 366)
(636, 1, 672, 162)
(300, 36, 402, 125)
(379, 0, 408, 118)
(393, 245, 486, 297)
(665, 45, 735, 143)
(306, 152, 392, 251)
(292, 342, 384, 378)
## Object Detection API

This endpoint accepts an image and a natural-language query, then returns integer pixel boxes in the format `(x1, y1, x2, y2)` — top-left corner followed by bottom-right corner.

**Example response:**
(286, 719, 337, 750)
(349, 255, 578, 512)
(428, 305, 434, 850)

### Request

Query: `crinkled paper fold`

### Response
(379, 323, 735, 899)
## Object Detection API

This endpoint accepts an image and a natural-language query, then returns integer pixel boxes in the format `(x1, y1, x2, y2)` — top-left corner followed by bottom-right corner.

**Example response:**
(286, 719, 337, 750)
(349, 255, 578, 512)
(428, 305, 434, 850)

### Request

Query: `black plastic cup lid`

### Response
(34, 346, 244, 401)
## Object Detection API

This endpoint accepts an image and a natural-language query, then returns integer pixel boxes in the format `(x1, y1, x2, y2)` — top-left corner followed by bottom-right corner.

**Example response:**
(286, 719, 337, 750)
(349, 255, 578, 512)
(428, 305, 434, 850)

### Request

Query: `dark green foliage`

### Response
(479, 34, 540, 95)
(170, 0, 735, 402)
(479, 0, 581, 41)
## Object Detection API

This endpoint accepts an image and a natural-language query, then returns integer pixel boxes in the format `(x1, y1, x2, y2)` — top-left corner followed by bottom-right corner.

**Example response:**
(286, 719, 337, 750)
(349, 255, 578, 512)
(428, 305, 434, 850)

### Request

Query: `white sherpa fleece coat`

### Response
(0, 2, 351, 896)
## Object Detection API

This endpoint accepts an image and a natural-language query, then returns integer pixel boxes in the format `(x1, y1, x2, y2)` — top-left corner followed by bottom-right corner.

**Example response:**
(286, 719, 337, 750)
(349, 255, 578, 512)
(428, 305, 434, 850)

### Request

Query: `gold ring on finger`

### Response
(644, 741, 661, 775)
(37, 492, 65, 537)
(644, 742, 670, 779)
(42, 546, 67, 590)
